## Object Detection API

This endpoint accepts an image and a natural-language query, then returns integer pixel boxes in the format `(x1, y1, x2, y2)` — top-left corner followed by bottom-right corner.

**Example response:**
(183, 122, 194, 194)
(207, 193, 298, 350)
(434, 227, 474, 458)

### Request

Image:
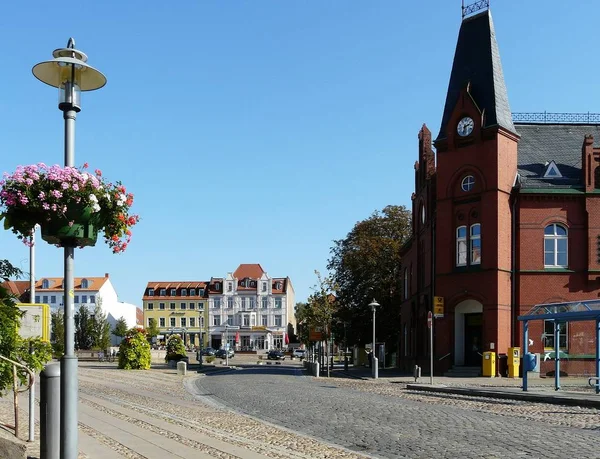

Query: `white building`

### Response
(33, 273, 139, 345)
(207, 264, 296, 351)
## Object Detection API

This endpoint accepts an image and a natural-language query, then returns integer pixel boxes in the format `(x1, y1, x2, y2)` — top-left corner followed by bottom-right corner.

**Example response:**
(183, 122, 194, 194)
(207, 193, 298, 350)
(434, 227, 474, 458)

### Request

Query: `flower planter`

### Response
(41, 207, 99, 248)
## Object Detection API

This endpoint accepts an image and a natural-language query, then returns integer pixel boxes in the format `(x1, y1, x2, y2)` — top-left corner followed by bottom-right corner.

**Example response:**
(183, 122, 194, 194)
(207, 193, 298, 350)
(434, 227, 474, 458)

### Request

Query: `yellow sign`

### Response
(16, 303, 51, 342)
(433, 296, 444, 318)
(252, 326, 267, 331)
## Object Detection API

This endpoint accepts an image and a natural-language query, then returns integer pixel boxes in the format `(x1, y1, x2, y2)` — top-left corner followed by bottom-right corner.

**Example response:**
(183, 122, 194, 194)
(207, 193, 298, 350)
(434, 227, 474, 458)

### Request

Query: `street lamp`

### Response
(369, 299, 380, 379)
(32, 38, 106, 459)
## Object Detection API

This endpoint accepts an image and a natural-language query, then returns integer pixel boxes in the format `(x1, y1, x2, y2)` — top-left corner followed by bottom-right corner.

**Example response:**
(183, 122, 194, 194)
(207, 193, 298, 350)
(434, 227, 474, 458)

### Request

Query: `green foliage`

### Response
(118, 327, 151, 370)
(327, 205, 411, 347)
(294, 302, 310, 345)
(89, 303, 111, 351)
(112, 316, 128, 338)
(51, 310, 65, 357)
(165, 334, 186, 361)
(0, 259, 52, 392)
(146, 318, 160, 340)
(74, 305, 93, 350)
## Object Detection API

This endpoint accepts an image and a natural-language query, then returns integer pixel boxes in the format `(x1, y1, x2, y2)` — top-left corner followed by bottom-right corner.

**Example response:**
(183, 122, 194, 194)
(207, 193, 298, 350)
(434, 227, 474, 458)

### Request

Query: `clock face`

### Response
(457, 117, 474, 137)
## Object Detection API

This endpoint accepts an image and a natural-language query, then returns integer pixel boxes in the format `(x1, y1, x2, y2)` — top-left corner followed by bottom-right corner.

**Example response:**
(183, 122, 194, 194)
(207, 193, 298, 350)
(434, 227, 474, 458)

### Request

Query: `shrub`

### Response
(118, 327, 151, 370)
(205, 356, 215, 363)
(165, 334, 186, 361)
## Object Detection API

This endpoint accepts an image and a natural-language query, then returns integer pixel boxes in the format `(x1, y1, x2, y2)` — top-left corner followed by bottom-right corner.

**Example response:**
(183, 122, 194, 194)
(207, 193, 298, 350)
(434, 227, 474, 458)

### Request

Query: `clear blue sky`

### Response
(1, 1, 598, 306)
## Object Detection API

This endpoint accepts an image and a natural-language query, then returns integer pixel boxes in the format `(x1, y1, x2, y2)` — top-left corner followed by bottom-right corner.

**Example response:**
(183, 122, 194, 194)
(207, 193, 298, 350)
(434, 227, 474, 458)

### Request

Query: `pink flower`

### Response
(83, 162, 89, 169)
(95, 169, 102, 177)
(38, 191, 45, 199)
(68, 221, 74, 227)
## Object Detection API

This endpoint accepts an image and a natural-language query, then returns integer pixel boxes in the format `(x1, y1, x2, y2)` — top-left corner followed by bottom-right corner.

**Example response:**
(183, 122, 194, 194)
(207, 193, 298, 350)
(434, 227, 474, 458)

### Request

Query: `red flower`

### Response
(83, 162, 89, 169)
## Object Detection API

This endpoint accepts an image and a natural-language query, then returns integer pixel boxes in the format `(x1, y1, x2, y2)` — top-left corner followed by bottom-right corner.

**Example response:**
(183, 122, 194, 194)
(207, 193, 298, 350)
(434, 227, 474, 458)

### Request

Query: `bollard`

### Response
(373, 356, 379, 379)
(40, 363, 60, 459)
(177, 361, 187, 376)
(314, 361, 320, 378)
(344, 356, 348, 371)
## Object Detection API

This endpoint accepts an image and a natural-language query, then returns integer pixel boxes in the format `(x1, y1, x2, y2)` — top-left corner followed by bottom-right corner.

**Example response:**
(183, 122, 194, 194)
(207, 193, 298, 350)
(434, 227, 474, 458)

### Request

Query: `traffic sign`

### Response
(427, 311, 433, 329)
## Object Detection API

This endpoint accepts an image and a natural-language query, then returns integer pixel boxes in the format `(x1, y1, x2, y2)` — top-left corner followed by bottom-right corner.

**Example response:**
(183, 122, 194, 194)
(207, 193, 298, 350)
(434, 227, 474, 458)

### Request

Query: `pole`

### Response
(430, 318, 434, 385)
(29, 229, 36, 442)
(225, 324, 229, 366)
(372, 306, 377, 379)
(61, 108, 78, 459)
(40, 363, 60, 459)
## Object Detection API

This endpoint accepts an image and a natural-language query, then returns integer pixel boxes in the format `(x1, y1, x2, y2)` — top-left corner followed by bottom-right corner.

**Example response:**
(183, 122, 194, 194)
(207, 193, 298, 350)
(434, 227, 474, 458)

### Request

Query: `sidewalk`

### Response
(330, 364, 600, 409)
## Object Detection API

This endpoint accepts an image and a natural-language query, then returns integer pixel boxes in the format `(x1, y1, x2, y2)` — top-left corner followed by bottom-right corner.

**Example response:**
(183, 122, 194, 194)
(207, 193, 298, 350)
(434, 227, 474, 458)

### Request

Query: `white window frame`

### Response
(470, 223, 481, 265)
(262, 315, 268, 326)
(160, 289, 166, 296)
(543, 320, 568, 351)
(249, 297, 255, 309)
(147, 303, 154, 310)
(214, 298, 221, 309)
(159, 317, 166, 327)
(190, 317, 196, 327)
(181, 289, 187, 296)
(262, 282, 267, 292)
(170, 317, 176, 327)
(544, 223, 568, 268)
(261, 297, 268, 309)
(180, 317, 187, 328)
(275, 298, 282, 309)
(148, 288, 154, 296)
(274, 315, 282, 327)
(190, 289, 196, 296)
(456, 226, 467, 266)
(213, 315, 221, 326)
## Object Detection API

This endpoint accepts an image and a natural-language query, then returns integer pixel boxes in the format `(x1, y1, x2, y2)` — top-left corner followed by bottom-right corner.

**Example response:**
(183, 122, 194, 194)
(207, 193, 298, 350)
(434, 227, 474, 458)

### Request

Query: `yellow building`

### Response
(142, 281, 209, 348)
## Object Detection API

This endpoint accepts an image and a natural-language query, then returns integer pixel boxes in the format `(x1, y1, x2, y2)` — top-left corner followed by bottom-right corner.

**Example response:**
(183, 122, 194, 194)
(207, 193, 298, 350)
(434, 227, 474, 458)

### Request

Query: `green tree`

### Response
(327, 205, 411, 352)
(112, 316, 128, 344)
(51, 310, 65, 357)
(294, 302, 310, 345)
(89, 303, 111, 351)
(74, 305, 93, 350)
(118, 327, 151, 370)
(165, 334, 186, 361)
(146, 318, 160, 342)
(0, 260, 52, 393)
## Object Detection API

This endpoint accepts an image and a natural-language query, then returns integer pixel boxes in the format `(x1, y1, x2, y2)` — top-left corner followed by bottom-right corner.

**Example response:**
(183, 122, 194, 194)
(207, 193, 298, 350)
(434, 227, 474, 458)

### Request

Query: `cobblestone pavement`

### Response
(193, 365, 600, 459)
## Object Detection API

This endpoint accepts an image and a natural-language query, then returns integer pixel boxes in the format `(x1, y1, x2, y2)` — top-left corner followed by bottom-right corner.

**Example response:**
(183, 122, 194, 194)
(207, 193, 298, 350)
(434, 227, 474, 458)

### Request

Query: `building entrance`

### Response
(464, 313, 483, 366)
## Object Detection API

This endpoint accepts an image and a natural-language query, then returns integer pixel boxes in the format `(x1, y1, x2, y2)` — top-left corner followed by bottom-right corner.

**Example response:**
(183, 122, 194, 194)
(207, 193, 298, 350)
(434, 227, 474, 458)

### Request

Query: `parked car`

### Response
(215, 348, 234, 359)
(200, 347, 216, 356)
(292, 349, 306, 360)
(267, 350, 286, 360)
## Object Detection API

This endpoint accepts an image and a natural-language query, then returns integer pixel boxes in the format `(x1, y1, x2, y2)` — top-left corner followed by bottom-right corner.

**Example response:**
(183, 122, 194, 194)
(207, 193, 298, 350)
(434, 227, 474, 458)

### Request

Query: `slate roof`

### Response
(437, 10, 516, 141)
(516, 123, 600, 189)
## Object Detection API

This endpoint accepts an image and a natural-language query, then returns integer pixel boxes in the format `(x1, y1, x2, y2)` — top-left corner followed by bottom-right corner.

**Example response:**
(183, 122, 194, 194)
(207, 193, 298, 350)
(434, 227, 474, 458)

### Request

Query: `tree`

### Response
(294, 302, 310, 345)
(74, 305, 93, 350)
(51, 310, 65, 357)
(118, 327, 151, 370)
(165, 334, 186, 361)
(89, 303, 111, 351)
(112, 316, 128, 343)
(146, 318, 159, 342)
(327, 205, 412, 353)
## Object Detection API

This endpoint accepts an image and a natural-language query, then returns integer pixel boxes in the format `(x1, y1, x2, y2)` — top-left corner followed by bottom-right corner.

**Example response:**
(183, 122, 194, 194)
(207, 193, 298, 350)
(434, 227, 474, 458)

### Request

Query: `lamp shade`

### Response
(368, 299, 380, 308)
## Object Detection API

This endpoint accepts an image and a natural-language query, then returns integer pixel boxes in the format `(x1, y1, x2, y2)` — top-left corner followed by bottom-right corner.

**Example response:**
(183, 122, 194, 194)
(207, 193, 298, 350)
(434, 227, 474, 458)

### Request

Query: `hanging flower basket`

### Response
(0, 163, 139, 253)
(40, 206, 99, 248)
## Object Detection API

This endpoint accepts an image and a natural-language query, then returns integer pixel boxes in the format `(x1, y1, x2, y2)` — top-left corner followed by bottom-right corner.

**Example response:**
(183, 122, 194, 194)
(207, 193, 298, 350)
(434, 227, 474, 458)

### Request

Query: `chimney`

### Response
(105, 273, 109, 278)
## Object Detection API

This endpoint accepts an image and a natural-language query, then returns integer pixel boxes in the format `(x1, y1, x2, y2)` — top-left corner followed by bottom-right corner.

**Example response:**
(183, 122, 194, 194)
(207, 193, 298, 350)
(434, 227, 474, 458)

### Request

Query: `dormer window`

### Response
(276, 282, 282, 290)
(215, 283, 220, 291)
(160, 288, 166, 296)
(181, 289, 187, 296)
(262, 282, 267, 292)
(190, 288, 196, 296)
(199, 288, 205, 296)
(81, 279, 89, 289)
(170, 288, 176, 296)
(543, 161, 562, 178)
(148, 288, 154, 296)
(42, 279, 49, 289)
(228, 282, 233, 292)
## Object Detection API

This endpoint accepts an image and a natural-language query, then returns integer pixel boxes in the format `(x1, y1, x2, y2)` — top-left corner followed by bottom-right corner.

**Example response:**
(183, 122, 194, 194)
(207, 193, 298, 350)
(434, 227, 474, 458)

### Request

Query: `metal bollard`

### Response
(40, 363, 60, 459)
(344, 356, 348, 371)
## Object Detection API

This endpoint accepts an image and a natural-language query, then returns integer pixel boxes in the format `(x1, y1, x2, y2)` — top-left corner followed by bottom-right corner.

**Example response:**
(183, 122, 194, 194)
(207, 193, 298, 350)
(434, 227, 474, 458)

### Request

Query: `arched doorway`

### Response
(454, 299, 483, 366)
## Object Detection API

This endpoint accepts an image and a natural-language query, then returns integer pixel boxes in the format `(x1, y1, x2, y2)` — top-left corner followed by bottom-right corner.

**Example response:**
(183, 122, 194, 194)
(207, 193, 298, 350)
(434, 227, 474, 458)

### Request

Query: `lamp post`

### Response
(32, 38, 106, 459)
(369, 299, 380, 379)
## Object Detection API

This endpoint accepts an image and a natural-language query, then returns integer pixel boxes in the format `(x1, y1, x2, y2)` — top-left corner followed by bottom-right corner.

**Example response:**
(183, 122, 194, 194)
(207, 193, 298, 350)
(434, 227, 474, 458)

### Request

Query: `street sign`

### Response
(427, 311, 433, 329)
(434, 296, 444, 318)
(16, 303, 50, 341)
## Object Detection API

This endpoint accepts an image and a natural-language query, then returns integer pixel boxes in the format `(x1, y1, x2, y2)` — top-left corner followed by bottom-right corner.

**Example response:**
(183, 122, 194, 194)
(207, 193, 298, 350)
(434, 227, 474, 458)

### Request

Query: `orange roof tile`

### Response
(34, 274, 110, 291)
(233, 264, 265, 280)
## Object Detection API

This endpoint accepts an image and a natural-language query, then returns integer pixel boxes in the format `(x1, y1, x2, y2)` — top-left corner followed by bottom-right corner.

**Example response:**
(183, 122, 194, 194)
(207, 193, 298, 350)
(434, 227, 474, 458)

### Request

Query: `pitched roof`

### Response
(35, 275, 110, 291)
(516, 123, 600, 189)
(437, 10, 515, 140)
(233, 264, 265, 279)
(1, 280, 30, 299)
(136, 307, 144, 325)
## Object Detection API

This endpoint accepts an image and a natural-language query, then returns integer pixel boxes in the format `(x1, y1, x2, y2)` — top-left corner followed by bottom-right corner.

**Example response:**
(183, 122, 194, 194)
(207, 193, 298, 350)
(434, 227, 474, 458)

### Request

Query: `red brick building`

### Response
(399, 6, 600, 376)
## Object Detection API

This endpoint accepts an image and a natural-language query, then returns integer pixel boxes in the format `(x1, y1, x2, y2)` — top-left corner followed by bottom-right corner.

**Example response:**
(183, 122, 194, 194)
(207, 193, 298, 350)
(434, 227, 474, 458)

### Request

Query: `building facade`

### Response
(399, 5, 600, 376)
(13, 273, 140, 346)
(141, 281, 209, 348)
(207, 264, 296, 351)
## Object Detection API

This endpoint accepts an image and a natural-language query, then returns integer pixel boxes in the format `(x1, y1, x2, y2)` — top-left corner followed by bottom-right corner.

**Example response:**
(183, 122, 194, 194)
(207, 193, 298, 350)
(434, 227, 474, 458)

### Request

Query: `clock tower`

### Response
(432, 8, 520, 366)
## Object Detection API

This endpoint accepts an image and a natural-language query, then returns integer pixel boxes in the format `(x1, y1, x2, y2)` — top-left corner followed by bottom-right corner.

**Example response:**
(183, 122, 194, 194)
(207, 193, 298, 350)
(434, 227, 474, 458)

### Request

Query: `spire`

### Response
(436, 9, 515, 141)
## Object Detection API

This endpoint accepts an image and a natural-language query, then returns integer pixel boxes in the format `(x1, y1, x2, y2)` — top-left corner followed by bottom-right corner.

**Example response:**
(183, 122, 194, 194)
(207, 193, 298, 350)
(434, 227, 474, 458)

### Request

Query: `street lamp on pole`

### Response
(369, 299, 380, 379)
(32, 38, 106, 459)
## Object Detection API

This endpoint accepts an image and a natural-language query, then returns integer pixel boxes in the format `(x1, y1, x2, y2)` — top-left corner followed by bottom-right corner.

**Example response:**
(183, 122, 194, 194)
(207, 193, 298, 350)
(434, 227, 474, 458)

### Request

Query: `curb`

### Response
(406, 384, 600, 409)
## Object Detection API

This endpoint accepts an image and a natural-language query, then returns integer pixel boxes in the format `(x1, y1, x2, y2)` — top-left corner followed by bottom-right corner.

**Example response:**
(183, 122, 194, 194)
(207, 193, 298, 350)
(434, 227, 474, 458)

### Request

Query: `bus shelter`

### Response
(518, 299, 600, 393)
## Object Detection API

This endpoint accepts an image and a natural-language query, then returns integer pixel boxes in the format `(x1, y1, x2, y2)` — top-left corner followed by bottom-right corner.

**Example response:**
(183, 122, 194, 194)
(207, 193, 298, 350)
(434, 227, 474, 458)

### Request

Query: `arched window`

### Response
(470, 224, 481, 265)
(544, 224, 568, 267)
(456, 226, 467, 266)
(42, 279, 49, 289)
(403, 268, 409, 300)
(81, 278, 88, 289)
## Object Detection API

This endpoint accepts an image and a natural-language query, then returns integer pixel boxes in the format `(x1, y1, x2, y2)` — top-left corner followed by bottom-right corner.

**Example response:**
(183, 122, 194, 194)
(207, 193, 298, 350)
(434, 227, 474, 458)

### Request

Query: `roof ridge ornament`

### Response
(462, 0, 490, 19)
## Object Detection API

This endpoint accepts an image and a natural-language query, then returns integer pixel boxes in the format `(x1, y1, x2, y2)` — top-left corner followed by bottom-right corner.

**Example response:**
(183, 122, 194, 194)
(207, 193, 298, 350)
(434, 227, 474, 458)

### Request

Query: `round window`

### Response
(461, 175, 475, 192)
